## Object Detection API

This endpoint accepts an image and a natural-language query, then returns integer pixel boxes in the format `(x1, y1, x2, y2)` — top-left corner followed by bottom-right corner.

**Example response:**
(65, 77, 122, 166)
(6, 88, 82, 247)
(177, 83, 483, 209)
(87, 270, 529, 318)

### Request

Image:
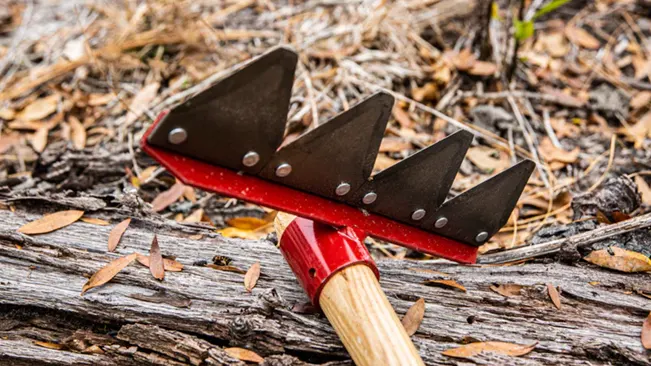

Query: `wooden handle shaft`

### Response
(319, 264, 424, 366)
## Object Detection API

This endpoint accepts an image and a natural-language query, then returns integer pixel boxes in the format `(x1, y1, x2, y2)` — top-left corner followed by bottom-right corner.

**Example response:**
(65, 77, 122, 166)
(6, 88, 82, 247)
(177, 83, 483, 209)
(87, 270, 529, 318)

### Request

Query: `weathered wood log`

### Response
(0, 207, 650, 365)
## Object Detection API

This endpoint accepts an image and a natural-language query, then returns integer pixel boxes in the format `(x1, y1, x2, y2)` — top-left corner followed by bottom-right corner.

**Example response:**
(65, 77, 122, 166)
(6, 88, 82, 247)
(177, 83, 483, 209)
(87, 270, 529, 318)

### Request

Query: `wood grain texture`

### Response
(320, 264, 424, 366)
(0, 208, 649, 365)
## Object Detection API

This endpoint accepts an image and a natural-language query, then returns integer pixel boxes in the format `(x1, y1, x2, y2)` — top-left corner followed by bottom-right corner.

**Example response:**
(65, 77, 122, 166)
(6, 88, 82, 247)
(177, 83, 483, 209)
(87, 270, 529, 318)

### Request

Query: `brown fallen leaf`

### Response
(151, 182, 185, 212)
(244, 262, 261, 292)
(149, 235, 165, 280)
(489, 284, 523, 297)
(423, 279, 466, 292)
(226, 216, 271, 230)
(547, 283, 561, 310)
(401, 298, 425, 336)
(442, 341, 536, 359)
(565, 26, 600, 49)
(452, 48, 477, 71)
(69, 116, 86, 150)
(108, 218, 131, 252)
(18, 94, 59, 121)
(584, 246, 651, 273)
(218, 226, 272, 240)
(0, 107, 15, 120)
(125, 82, 160, 125)
(539, 138, 579, 164)
(30, 126, 49, 153)
(392, 106, 413, 128)
(630, 91, 651, 110)
(635, 176, 651, 206)
(33, 341, 64, 350)
(183, 208, 204, 223)
(224, 347, 264, 363)
(468, 61, 497, 76)
(643, 312, 651, 350)
(80, 217, 110, 226)
(18, 210, 84, 234)
(81, 253, 138, 294)
(466, 146, 509, 173)
(136, 254, 184, 272)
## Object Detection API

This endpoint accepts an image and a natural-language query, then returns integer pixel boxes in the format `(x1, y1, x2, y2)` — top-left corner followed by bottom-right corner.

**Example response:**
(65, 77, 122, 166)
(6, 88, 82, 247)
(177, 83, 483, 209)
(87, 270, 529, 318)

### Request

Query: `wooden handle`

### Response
(275, 213, 424, 366)
(320, 264, 424, 366)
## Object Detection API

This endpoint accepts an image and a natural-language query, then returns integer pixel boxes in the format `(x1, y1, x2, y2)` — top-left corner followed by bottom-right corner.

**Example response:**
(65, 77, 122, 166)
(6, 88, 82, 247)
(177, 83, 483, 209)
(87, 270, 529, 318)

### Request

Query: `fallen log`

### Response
(0, 207, 649, 365)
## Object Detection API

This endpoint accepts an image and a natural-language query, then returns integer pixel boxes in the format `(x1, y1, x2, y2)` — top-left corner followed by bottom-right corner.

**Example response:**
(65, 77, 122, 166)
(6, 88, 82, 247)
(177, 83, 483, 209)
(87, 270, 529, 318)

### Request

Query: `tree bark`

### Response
(0, 207, 649, 365)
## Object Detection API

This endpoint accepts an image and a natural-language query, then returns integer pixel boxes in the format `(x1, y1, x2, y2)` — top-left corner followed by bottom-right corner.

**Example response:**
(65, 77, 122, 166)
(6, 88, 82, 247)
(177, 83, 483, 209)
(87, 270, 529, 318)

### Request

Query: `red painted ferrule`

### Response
(278, 217, 379, 308)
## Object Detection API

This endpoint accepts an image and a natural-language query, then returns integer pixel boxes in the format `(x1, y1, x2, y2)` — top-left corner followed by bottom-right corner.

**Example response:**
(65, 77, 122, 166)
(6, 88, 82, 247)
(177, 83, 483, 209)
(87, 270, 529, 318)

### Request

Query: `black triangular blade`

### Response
(347, 130, 473, 223)
(258, 92, 394, 200)
(422, 159, 535, 246)
(147, 47, 297, 174)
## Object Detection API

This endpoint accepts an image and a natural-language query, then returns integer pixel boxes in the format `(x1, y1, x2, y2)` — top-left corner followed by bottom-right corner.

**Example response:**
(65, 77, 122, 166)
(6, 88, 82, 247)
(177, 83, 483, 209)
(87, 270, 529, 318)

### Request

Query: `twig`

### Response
(479, 212, 651, 264)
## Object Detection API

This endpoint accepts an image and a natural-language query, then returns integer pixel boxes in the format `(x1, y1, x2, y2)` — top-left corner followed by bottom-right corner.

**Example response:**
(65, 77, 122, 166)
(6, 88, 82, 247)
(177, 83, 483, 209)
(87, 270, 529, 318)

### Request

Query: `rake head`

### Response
(141, 47, 534, 264)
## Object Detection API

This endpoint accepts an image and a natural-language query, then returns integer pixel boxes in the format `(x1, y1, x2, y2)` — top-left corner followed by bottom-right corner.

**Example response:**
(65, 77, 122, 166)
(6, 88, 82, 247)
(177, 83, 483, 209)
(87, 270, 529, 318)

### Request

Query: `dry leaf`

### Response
(183, 186, 197, 203)
(33, 341, 64, 350)
(18, 94, 59, 121)
(466, 146, 509, 173)
(630, 91, 651, 110)
(392, 106, 413, 128)
(224, 347, 264, 363)
(183, 208, 204, 223)
(81, 253, 138, 294)
(136, 253, 184, 272)
(490, 284, 523, 297)
(0, 107, 15, 120)
(108, 218, 131, 252)
(80, 217, 110, 226)
(423, 279, 467, 292)
(468, 61, 497, 76)
(380, 137, 412, 153)
(18, 210, 84, 234)
(547, 283, 561, 310)
(218, 227, 267, 240)
(244, 262, 261, 292)
(125, 83, 160, 125)
(206, 264, 246, 274)
(412, 82, 438, 102)
(539, 138, 579, 164)
(401, 298, 425, 336)
(635, 176, 651, 206)
(69, 116, 86, 150)
(137, 166, 158, 183)
(149, 235, 165, 280)
(30, 126, 48, 153)
(442, 341, 536, 359)
(642, 312, 651, 350)
(565, 26, 600, 49)
(584, 247, 651, 273)
(151, 182, 185, 212)
(452, 48, 477, 71)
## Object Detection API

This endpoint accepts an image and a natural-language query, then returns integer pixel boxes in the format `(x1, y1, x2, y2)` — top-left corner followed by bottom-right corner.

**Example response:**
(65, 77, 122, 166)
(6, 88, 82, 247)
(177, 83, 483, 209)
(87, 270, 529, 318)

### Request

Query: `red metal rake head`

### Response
(141, 47, 534, 264)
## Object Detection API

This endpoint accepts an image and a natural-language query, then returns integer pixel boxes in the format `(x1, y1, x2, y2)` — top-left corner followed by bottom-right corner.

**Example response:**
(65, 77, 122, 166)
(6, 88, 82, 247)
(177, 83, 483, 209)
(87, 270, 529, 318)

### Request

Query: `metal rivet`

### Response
(335, 183, 351, 196)
(411, 209, 426, 221)
(242, 151, 260, 167)
(275, 163, 292, 177)
(168, 128, 187, 144)
(362, 192, 377, 205)
(475, 231, 489, 243)
(434, 217, 448, 228)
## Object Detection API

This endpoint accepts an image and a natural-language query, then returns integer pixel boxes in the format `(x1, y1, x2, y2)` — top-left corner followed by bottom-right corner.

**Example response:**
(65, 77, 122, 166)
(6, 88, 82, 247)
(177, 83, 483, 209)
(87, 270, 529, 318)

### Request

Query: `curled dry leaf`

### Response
(539, 138, 579, 164)
(468, 61, 497, 76)
(224, 347, 264, 364)
(642, 312, 651, 350)
(33, 341, 64, 350)
(401, 298, 425, 336)
(149, 235, 165, 280)
(565, 26, 600, 49)
(584, 246, 651, 273)
(30, 127, 49, 153)
(244, 262, 261, 292)
(18, 94, 59, 121)
(226, 216, 271, 230)
(151, 182, 185, 212)
(442, 341, 536, 359)
(108, 218, 131, 252)
(423, 279, 466, 292)
(206, 264, 246, 274)
(81, 253, 137, 294)
(547, 283, 561, 310)
(634, 176, 651, 206)
(80, 217, 110, 226)
(136, 253, 184, 272)
(18, 210, 84, 234)
(490, 284, 523, 297)
(69, 116, 86, 150)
